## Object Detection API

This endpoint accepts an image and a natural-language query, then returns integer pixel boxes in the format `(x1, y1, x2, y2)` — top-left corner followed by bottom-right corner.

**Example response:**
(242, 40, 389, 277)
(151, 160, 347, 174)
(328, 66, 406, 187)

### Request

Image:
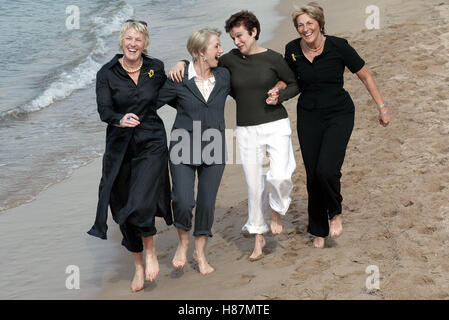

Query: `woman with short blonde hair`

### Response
(118, 20, 150, 54)
(187, 28, 221, 61)
(157, 28, 230, 275)
(88, 20, 172, 292)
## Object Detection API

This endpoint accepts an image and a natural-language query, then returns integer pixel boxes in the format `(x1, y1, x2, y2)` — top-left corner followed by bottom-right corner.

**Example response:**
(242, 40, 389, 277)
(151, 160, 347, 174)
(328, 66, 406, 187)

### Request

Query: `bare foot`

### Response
(131, 265, 145, 292)
(172, 242, 188, 270)
(249, 234, 266, 261)
(197, 256, 215, 275)
(330, 215, 343, 239)
(192, 250, 215, 275)
(270, 210, 283, 235)
(313, 237, 325, 248)
(145, 249, 159, 282)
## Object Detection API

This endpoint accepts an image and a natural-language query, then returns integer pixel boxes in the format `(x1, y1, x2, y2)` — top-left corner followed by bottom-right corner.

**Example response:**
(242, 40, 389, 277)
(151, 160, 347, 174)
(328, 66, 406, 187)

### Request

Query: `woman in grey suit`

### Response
(157, 28, 230, 275)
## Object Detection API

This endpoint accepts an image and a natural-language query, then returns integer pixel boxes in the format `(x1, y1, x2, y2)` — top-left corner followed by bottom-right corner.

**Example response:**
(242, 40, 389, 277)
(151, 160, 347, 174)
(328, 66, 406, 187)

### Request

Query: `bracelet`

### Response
(377, 103, 386, 110)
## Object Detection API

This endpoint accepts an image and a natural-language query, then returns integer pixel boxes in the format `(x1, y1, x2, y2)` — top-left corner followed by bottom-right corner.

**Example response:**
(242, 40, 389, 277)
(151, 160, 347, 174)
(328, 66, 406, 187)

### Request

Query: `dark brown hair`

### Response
(225, 10, 260, 40)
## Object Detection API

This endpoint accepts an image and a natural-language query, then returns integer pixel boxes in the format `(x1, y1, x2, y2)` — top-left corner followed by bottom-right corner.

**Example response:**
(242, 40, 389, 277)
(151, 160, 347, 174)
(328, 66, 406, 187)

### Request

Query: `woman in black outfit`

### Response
(157, 28, 230, 275)
(284, 3, 390, 248)
(87, 20, 172, 292)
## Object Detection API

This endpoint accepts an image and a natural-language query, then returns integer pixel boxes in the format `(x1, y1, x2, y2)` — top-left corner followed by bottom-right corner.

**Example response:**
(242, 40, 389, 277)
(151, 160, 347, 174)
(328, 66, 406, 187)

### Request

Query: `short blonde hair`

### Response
(292, 2, 325, 34)
(118, 21, 150, 54)
(186, 28, 221, 62)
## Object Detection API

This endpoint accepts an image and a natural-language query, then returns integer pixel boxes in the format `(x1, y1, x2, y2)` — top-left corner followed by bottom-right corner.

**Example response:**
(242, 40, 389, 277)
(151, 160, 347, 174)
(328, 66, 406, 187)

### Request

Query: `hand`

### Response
(266, 87, 280, 105)
(119, 113, 140, 128)
(378, 106, 390, 127)
(168, 61, 186, 82)
(266, 96, 279, 105)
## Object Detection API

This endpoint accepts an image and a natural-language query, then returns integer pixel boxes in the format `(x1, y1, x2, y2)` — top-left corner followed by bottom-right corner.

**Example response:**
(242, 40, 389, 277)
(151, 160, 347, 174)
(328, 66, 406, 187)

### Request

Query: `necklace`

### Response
(303, 34, 324, 52)
(121, 57, 143, 73)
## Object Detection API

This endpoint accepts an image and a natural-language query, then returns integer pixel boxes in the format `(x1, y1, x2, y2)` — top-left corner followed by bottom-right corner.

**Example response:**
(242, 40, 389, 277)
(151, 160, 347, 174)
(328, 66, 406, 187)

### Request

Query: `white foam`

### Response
(20, 57, 101, 113)
(1, 2, 134, 118)
(92, 2, 134, 37)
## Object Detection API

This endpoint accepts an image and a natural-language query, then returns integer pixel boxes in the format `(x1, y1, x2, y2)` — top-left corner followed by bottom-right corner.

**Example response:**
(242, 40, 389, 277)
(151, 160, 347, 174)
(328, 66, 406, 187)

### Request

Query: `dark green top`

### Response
(219, 48, 299, 126)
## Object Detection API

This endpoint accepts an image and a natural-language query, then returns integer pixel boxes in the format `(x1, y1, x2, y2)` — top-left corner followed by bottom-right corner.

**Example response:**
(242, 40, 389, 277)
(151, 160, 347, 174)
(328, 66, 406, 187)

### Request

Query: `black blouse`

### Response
(88, 54, 172, 240)
(96, 54, 167, 129)
(285, 35, 365, 111)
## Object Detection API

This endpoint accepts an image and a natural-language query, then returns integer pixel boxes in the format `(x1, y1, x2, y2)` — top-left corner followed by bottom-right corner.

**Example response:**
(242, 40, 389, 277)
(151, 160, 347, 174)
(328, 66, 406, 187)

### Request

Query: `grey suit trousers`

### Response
(170, 162, 225, 237)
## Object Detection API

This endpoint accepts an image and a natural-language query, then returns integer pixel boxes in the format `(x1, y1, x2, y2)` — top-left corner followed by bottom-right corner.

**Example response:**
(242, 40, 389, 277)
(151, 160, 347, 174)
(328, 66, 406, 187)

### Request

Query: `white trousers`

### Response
(236, 118, 296, 234)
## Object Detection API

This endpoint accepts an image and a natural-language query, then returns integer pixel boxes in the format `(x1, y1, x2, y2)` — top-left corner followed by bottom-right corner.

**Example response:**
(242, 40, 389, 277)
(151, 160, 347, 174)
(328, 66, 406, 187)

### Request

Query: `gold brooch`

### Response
(291, 53, 296, 62)
(148, 69, 154, 78)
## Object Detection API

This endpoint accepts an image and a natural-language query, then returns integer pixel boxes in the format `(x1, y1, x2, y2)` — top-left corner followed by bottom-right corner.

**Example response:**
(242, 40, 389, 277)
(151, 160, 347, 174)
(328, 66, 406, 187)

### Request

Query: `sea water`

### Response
(0, 0, 282, 212)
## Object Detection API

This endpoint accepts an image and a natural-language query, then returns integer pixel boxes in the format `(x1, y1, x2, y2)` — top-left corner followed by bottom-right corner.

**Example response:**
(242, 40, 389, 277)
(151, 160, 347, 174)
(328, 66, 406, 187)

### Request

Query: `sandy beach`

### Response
(1, 0, 449, 300)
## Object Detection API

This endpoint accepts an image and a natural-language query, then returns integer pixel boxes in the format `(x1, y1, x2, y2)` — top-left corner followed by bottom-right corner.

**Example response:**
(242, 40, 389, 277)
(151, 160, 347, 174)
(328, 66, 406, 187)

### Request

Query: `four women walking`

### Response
(88, 3, 390, 292)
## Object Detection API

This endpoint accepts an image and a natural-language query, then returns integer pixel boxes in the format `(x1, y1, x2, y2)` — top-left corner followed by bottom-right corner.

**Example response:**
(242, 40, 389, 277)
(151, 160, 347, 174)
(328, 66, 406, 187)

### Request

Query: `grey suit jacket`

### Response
(157, 66, 231, 165)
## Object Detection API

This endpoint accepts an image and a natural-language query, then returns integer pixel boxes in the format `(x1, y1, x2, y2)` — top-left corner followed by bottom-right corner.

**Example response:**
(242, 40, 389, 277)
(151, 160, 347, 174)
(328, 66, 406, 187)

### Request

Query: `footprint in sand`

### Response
(405, 247, 428, 263)
(292, 259, 331, 281)
(266, 250, 297, 268)
(222, 224, 233, 233)
(382, 209, 399, 218)
(413, 275, 435, 286)
(236, 252, 247, 261)
(418, 226, 438, 235)
(232, 273, 256, 288)
(367, 251, 385, 261)
(400, 199, 414, 207)
(158, 252, 169, 259)
(220, 225, 237, 241)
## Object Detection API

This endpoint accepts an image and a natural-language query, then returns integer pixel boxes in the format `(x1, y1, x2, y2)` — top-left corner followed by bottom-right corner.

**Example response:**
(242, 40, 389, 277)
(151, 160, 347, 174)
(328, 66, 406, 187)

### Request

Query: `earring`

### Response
(203, 56, 207, 62)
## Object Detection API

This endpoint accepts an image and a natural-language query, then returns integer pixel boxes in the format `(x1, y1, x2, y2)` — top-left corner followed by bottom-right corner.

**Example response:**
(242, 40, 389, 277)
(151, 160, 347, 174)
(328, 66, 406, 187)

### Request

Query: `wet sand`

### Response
(1, 0, 448, 300)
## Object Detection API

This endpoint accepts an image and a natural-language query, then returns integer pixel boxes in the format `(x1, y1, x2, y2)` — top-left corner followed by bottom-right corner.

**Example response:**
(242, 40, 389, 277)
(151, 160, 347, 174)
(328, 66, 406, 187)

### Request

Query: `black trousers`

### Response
(297, 106, 354, 237)
(111, 136, 170, 253)
(170, 162, 225, 237)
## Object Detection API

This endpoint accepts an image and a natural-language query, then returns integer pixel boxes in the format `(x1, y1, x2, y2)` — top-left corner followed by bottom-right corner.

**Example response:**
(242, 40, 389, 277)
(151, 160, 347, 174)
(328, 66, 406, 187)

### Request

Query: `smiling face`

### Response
(296, 13, 322, 45)
(201, 34, 223, 68)
(121, 27, 145, 63)
(229, 24, 257, 55)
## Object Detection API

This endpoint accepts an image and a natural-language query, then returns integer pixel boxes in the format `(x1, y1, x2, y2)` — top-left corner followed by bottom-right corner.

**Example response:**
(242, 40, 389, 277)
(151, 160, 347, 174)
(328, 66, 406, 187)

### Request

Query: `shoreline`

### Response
(0, 0, 281, 216)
